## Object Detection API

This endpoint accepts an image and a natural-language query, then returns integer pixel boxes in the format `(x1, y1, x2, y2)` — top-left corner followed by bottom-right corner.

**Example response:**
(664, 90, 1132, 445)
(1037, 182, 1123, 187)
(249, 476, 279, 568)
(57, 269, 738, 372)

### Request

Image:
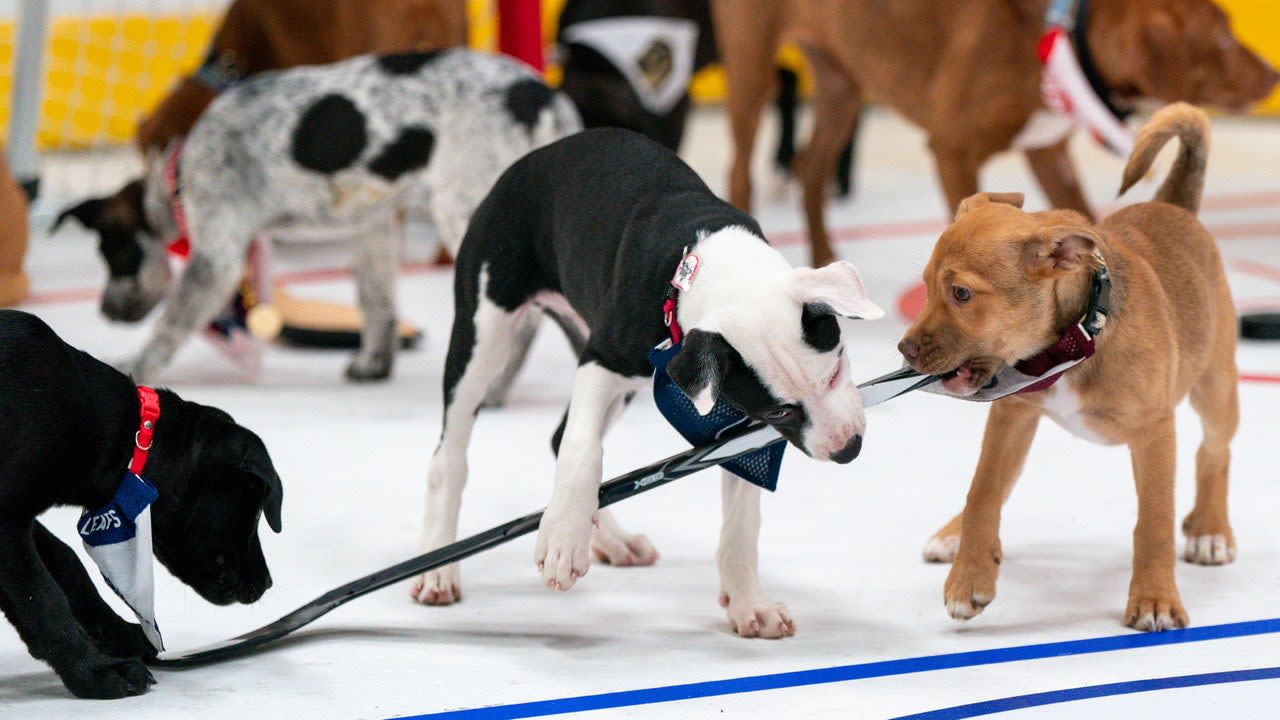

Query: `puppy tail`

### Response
(1118, 102, 1210, 214)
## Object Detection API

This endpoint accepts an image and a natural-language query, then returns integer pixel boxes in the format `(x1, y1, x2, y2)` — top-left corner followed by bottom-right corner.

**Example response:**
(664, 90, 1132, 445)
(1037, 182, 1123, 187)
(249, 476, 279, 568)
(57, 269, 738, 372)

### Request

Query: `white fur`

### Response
(1040, 382, 1111, 445)
(676, 228, 874, 459)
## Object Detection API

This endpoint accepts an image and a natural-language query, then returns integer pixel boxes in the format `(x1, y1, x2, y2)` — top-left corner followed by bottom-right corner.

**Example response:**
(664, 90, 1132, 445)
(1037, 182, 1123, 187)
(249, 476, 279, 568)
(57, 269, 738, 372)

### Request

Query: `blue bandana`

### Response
(79, 472, 164, 651)
(649, 341, 786, 491)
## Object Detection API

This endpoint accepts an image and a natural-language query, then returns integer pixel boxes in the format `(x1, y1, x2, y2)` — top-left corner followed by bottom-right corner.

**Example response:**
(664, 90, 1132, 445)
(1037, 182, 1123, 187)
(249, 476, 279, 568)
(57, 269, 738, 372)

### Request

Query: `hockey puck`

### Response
(1240, 312, 1280, 340)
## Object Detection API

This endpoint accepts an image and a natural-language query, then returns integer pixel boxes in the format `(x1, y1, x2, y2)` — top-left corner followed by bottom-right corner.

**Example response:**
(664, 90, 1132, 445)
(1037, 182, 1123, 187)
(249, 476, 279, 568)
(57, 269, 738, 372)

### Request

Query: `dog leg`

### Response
(1125, 415, 1188, 631)
(481, 307, 541, 408)
(412, 293, 534, 605)
(535, 362, 635, 591)
(717, 470, 794, 638)
(1023, 139, 1094, 219)
(793, 47, 862, 267)
(712, 0, 783, 211)
(1182, 347, 1239, 565)
(32, 522, 154, 661)
(0, 520, 154, 698)
(130, 247, 246, 383)
(944, 399, 1041, 621)
(931, 146, 982, 219)
(347, 217, 399, 382)
(588, 391, 659, 568)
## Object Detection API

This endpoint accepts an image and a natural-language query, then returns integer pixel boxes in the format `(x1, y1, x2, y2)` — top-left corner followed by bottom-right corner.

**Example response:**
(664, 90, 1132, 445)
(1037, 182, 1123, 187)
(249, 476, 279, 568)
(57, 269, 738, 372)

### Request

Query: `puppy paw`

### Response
(1181, 513, 1236, 565)
(590, 526, 659, 567)
(923, 533, 960, 563)
(90, 621, 157, 661)
(59, 655, 155, 699)
(345, 353, 393, 382)
(534, 513, 592, 591)
(719, 591, 795, 639)
(942, 548, 1000, 621)
(410, 565, 462, 605)
(1182, 533, 1236, 565)
(1125, 590, 1189, 632)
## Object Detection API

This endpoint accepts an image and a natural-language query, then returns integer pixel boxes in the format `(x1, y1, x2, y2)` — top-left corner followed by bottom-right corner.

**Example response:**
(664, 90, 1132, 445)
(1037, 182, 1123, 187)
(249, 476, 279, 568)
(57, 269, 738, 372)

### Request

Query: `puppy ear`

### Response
(242, 452, 284, 534)
(666, 328, 733, 416)
(954, 192, 1025, 219)
(51, 196, 109, 234)
(790, 261, 884, 320)
(1024, 226, 1102, 278)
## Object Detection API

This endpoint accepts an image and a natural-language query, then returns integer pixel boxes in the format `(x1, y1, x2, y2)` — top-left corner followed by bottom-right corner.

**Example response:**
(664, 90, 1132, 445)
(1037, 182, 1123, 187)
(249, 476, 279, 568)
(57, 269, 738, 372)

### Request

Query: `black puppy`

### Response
(0, 310, 282, 698)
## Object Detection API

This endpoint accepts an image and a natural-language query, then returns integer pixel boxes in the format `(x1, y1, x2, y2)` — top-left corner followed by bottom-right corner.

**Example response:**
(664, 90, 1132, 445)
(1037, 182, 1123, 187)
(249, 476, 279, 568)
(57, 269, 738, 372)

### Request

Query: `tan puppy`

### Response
(898, 103, 1238, 632)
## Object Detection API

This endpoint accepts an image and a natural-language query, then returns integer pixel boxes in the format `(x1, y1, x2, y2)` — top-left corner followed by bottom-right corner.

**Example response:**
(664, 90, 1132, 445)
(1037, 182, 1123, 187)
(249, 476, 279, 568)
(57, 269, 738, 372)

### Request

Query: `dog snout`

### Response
(898, 337, 920, 363)
(829, 435, 863, 463)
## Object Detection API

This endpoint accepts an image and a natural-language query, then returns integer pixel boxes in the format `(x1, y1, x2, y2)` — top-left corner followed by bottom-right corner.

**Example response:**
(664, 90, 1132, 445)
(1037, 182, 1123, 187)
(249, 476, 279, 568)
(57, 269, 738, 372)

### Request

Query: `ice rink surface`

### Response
(4, 107, 1280, 719)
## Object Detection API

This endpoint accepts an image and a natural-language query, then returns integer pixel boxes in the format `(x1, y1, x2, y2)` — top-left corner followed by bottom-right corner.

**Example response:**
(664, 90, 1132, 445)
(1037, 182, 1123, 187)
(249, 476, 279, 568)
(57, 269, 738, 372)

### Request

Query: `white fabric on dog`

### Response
(561, 17, 699, 115)
(79, 472, 164, 651)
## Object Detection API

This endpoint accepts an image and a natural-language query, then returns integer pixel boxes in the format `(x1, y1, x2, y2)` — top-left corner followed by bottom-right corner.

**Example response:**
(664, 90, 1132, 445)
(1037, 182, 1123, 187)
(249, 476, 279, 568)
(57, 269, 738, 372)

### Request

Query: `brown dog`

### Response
(0, 152, 29, 307)
(136, 0, 467, 155)
(712, 0, 1279, 266)
(897, 103, 1237, 632)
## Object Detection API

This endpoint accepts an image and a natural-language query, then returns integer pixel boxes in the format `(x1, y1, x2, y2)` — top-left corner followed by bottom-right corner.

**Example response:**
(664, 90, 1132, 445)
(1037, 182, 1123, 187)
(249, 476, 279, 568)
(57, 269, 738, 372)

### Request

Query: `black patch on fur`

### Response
(367, 127, 436, 180)
(376, 50, 445, 75)
(504, 78, 554, 131)
(801, 303, 841, 352)
(291, 95, 367, 174)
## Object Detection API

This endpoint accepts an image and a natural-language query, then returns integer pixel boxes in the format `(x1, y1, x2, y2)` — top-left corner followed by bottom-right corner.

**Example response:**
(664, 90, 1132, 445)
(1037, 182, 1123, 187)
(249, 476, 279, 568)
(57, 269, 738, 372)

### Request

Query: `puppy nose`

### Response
(829, 435, 863, 464)
(898, 338, 920, 362)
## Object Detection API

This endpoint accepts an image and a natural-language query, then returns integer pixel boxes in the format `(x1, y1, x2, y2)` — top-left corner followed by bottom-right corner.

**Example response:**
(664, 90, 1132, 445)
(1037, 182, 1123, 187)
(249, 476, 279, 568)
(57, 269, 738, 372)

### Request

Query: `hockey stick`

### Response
(152, 367, 936, 667)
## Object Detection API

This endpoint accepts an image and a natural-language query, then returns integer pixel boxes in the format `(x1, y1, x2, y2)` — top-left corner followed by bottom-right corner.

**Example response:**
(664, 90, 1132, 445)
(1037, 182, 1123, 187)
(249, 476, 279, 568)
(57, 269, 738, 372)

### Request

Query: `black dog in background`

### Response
(0, 310, 282, 698)
(557, 0, 856, 196)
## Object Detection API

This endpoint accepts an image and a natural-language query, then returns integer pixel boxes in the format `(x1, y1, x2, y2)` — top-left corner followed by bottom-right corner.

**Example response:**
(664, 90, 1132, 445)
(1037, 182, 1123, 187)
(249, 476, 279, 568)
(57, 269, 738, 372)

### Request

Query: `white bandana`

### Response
(79, 472, 164, 651)
(561, 17, 699, 115)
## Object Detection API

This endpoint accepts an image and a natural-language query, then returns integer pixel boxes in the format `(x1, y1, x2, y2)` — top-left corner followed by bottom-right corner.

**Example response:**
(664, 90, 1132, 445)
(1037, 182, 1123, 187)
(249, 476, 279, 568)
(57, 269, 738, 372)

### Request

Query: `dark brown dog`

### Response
(136, 0, 467, 155)
(898, 103, 1237, 632)
(713, 0, 1279, 266)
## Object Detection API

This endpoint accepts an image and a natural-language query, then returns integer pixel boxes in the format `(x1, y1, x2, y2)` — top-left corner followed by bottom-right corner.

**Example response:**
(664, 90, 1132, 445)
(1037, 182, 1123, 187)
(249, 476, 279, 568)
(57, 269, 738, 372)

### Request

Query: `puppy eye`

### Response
(952, 286, 973, 303)
(762, 407, 795, 422)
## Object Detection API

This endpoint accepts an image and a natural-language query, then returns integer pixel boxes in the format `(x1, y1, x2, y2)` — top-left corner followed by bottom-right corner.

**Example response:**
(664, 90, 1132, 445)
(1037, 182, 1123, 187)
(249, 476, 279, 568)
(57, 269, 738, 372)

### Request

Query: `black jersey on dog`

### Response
(0, 311, 282, 698)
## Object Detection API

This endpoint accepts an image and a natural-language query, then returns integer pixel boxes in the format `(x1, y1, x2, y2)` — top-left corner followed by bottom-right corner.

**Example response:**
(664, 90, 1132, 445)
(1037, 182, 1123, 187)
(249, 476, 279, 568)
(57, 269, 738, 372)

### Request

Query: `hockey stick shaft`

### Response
(153, 369, 935, 667)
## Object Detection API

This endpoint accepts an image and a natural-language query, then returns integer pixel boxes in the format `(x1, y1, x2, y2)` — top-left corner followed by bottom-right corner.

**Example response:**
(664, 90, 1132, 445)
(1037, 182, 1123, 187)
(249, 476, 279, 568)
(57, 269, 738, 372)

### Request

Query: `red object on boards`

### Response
(498, 0, 543, 71)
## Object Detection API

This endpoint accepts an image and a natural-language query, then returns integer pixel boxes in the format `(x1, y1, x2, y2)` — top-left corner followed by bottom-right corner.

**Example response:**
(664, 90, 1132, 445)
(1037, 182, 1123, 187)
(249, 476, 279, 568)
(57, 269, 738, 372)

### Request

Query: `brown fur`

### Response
(713, 0, 1279, 266)
(0, 153, 30, 307)
(899, 103, 1238, 631)
(136, 0, 468, 155)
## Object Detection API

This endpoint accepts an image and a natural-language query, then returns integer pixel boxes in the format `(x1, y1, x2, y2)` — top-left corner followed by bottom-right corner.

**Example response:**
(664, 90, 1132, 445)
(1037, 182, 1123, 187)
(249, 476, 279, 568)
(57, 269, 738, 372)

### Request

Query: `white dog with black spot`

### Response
(412, 128, 885, 638)
(56, 48, 581, 383)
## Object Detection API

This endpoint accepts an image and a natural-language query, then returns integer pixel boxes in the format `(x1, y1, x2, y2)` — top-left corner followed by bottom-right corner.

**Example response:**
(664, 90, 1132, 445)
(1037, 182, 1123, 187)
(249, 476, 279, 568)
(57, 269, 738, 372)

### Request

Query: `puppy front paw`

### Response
(943, 546, 1000, 621)
(58, 655, 155, 699)
(719, 591, 795, 639)
(1125, 588, 1189, 631)
(590, 526, 659, 567)
(345, 353, 393, 382)
(90, 620, 157, 661)
(1181, 513, 1236, 565)
(534, 512, 592, 591)
(410, 565, 462, 605)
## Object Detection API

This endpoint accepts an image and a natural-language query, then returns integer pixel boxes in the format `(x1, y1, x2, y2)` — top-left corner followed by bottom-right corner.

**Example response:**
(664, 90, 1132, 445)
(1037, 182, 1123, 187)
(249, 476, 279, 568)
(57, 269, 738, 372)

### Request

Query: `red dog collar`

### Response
(163, 141, 191, 256)
(130, 386, 161, 476)
(662, 247, 700, 344)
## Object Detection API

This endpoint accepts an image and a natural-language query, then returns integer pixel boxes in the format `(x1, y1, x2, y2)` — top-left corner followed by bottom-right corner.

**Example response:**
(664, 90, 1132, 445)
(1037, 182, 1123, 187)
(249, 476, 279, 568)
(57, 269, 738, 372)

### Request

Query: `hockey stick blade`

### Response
(152, 370, 936, 667)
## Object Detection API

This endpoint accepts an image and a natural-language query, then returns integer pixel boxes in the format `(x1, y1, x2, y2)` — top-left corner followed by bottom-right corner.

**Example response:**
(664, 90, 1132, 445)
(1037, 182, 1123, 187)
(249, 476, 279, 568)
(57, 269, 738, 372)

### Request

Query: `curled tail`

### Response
(1118, 102, 1210, 214)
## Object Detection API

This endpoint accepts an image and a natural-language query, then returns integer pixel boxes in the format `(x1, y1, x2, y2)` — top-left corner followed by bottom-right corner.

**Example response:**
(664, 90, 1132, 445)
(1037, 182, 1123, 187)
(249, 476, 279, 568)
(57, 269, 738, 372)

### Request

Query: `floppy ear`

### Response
(954, 192, 1025, 219)
(666, 328, 733, 416)
(242, 452, 284, 534)
(51, 196, 109, 234)
(1024, 226, 1102, 278)
(790, 261, 884, 320)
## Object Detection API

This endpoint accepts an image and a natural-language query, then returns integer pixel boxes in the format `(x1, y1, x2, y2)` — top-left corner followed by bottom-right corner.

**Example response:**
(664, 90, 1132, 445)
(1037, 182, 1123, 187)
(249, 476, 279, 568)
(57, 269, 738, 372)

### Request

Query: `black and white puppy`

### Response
(0, 310, 283, 698)
(411, 129, 883, 638)
(56, 48, 580, 384)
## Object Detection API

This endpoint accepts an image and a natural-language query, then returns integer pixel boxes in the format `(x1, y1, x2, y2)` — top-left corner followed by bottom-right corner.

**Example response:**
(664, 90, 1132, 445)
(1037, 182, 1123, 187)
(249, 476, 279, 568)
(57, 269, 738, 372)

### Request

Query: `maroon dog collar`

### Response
(662, 246, 700, 344)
